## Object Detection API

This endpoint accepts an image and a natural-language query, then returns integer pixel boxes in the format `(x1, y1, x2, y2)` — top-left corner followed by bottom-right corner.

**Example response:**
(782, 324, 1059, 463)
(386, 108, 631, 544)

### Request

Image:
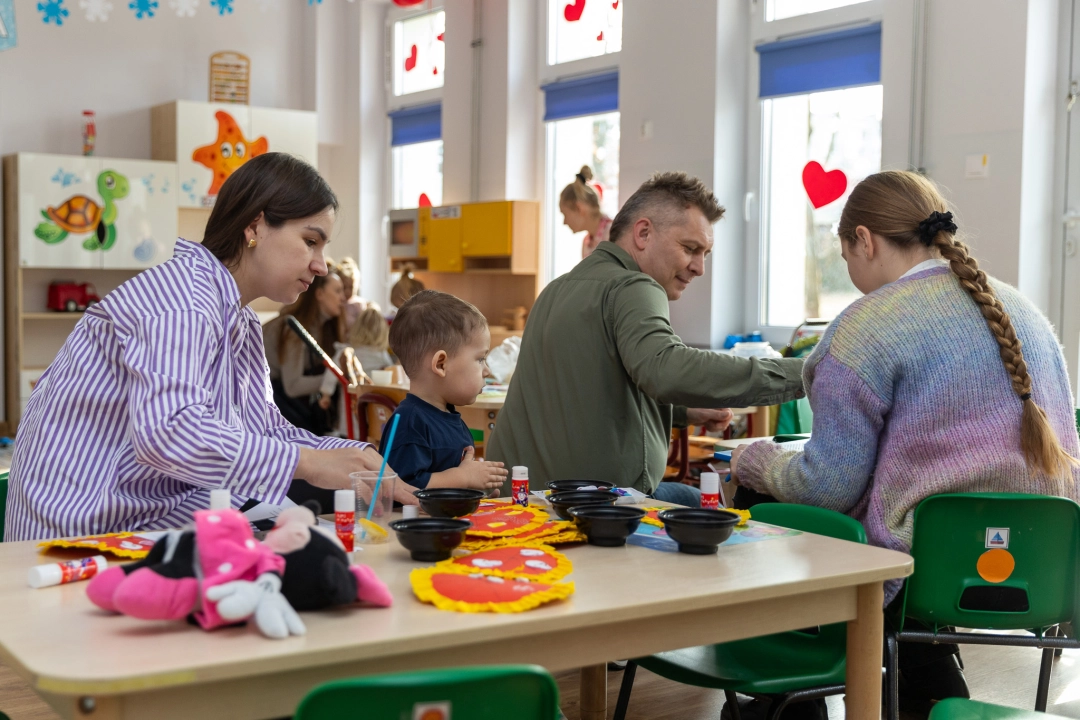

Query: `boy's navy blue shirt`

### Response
(379, 393, 474, 489)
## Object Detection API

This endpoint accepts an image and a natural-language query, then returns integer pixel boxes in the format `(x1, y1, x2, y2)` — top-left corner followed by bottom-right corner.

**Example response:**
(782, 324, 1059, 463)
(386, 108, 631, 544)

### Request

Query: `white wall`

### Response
(619, 0, 748, 348)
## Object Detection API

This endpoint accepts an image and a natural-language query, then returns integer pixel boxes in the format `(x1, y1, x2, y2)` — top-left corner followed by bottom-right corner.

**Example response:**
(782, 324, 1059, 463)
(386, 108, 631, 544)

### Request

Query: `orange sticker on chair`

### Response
(977, 548, 1016, 583)
(443, 544, 571, 582)
(410, 566, 574, 613)
(464, 505, 547, 537)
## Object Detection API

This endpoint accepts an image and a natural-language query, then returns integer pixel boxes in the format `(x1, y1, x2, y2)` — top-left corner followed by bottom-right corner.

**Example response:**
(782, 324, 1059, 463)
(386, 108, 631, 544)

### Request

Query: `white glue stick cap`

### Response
(512, 466, 529, 480)
(209, 489, 231, 510)
(335, 489, 354, 513)
(402, 505, 419, 520)
(28, 556, 107, 589)
(700, 472, 720, 495)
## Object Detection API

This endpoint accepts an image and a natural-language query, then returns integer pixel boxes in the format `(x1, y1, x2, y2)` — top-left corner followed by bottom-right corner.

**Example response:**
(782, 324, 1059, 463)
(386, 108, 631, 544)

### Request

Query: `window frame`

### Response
(536, 0, 622, 286)
(743, 0, 884, 345)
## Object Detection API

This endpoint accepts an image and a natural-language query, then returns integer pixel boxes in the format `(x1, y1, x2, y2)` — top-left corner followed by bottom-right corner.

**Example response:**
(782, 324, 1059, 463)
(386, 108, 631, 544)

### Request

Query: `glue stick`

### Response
(28, 556, 107, 589)
(335, 489, 355, 552)
(512, 466, 529, 507)
(209, 488, 231, 510)
(700, 472, 721, 510)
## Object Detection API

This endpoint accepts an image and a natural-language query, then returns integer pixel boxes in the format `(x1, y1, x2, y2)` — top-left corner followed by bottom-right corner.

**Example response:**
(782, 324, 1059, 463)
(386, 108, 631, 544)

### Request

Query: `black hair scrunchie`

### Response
(917, 210, 958, 246)
(575, 173, 587, 184)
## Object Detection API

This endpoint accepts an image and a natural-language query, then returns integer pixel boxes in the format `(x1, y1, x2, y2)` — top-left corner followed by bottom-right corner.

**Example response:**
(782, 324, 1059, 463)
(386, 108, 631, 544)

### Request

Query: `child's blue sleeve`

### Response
(386, 442, 434, 489)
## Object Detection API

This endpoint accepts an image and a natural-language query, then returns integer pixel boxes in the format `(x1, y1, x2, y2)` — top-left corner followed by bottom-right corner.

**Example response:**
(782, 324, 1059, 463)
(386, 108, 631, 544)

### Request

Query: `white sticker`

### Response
(431, 206, 461, 220)
(986, 527, 1010, 549)
(413, 701, 451, 720)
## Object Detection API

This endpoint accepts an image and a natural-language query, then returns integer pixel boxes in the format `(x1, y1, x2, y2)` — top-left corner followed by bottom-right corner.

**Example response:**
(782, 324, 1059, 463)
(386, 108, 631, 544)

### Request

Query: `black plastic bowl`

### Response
(389, 518, 472, 561)
(547, 479, 617, 493)
(658, 508, 740, 555)
(570, 505, 646, 547)
(414, 488, 485, 518)
(547, 489, 617, 521)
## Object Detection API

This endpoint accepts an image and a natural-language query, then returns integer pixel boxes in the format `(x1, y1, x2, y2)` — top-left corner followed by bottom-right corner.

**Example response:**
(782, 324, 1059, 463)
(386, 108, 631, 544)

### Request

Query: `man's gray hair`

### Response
(609, 171, 725, 244)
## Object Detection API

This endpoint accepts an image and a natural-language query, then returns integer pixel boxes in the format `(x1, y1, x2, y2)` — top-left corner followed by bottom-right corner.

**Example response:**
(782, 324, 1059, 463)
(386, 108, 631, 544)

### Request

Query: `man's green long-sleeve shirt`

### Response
(487, 242, 805, 493)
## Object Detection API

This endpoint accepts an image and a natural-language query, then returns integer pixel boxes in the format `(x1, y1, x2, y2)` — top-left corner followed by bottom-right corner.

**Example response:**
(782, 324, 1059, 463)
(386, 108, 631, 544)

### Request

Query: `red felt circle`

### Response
(452, 547, 559, 576)
(431, 572, 551, 604)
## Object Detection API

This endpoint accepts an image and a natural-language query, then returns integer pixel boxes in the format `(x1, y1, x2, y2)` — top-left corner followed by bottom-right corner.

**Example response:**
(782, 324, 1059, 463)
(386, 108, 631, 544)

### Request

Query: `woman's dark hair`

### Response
(202, 153, 338, 268)
(277, 270, 345, 364)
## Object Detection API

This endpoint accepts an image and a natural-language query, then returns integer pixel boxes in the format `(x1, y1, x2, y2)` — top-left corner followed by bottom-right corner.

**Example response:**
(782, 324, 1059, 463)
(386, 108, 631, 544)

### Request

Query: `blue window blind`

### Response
(541, 71, 619, 122)
(756, 23, 881, 98)
(389, 103, 442, 146)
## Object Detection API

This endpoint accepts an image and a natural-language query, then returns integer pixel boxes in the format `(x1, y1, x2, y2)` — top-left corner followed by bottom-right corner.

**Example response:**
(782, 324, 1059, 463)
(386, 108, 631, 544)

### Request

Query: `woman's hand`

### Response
(296, 446, 395, 491)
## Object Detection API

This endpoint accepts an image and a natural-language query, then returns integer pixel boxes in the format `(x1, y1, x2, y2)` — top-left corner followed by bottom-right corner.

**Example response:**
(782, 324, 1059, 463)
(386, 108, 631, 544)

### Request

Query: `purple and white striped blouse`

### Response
(6, 239, 363, 541)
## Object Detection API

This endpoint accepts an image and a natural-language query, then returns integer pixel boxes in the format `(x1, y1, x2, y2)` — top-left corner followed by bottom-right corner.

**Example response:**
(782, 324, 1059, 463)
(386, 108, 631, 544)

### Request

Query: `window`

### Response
(547, 0, 623, 65)
(545, 112, 621, 280)
(389, 104, 443, 210)
(756, 23, 882, 327)
(393, 9, 445, 97)
(767, 0, 871, 22)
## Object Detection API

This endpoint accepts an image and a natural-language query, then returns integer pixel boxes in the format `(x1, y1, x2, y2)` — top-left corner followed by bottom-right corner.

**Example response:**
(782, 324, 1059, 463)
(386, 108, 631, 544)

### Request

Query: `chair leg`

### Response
(765, 694, 791, 720)
(885, 629, 900, 720)
(1035, 625, 1058, 712)
(724, 690, 742, 720)
(612, 660, 637, 720)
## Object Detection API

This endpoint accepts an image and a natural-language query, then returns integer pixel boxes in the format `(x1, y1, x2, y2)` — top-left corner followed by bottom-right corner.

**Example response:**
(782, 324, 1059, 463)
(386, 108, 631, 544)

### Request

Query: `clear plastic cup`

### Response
(351, 471, 397, 544)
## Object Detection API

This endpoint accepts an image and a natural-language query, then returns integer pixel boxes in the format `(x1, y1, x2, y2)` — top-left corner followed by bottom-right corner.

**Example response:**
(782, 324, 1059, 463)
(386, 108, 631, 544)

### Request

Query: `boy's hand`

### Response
(457, 447, 508, 490)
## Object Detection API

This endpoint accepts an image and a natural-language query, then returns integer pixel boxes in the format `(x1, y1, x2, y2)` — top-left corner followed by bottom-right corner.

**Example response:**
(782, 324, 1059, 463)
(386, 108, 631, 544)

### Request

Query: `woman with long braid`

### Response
(730, 170, 1080, 718)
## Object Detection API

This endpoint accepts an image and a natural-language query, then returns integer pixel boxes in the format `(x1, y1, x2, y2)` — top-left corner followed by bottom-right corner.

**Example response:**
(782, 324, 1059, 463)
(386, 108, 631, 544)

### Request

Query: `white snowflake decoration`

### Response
(168, 0, 196, 17)
(79, 0, 112, 21)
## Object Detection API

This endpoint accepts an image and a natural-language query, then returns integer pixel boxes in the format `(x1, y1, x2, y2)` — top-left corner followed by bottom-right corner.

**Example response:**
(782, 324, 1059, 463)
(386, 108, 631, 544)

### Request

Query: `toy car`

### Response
(47, 282, 101, 312)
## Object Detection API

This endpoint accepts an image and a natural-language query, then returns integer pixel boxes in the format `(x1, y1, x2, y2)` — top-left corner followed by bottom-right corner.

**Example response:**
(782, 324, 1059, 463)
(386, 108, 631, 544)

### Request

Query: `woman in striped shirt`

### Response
(6, 153, 411, 541)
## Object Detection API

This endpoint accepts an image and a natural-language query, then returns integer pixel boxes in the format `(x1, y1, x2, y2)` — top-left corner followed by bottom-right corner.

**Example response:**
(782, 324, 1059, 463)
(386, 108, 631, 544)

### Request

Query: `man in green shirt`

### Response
(487, 171, 804, 505)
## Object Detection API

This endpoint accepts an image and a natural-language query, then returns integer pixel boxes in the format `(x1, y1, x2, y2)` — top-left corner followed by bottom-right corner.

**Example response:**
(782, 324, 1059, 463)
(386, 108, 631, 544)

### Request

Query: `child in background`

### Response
(334, 257, 374, 330)
(389, 263, 425, 316)
(379, 290, 507, 492)
(317, 308, 394, 434)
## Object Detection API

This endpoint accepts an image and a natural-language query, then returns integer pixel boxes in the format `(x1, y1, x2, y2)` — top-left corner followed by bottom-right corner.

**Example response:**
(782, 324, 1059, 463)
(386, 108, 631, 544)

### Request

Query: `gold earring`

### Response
(248, 238, 257, 248)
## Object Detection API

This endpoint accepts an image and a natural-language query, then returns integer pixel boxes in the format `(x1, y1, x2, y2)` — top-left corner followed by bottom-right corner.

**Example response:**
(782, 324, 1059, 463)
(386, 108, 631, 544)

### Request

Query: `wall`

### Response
(619, 0, 748, 348)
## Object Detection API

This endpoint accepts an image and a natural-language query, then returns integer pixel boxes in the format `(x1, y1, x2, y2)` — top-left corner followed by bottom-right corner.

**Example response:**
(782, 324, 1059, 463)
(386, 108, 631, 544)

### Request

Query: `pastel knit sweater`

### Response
(738, 264, 1080, 602)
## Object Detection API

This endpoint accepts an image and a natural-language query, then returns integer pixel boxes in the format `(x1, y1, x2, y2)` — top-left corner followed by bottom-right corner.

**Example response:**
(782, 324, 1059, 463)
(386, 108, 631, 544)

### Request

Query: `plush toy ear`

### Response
(351, 564, 393, 608)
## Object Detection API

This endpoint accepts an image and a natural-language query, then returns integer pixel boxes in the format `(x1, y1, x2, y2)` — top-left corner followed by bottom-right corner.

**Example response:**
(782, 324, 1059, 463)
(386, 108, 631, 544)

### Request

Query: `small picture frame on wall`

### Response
(209, 51, 250, 105)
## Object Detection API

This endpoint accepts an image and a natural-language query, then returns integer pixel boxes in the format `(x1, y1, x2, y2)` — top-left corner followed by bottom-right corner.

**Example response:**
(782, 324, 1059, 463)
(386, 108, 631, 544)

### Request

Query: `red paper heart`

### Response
(801, 161, 847, 209)
(613, 0, 619, 6)
(432, 67, 438, 75)
(418, 193, 432, 207)
(564, 0, 585, 22)
(436, 32, 444, 42)
(597, 31, 604, 41)
(404, 44, 418, 72)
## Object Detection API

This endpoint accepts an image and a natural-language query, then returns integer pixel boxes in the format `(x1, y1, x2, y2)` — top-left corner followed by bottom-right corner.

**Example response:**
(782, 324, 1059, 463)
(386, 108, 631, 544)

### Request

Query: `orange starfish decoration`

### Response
(191, 111, 269, 196)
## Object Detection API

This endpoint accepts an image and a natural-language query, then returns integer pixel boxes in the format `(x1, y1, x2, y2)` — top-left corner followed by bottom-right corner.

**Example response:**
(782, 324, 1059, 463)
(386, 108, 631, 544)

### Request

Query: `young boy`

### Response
(380, 290, 508, 493)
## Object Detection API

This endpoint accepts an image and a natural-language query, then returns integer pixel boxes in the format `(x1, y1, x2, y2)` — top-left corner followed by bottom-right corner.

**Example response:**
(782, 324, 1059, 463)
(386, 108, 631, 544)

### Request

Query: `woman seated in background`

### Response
(316, 306, 395, 436)
(263, 270, 346, 438)
(334, 256, 374, 330)
(559, 165, 610, 259)
(730, 170, 1080, 718)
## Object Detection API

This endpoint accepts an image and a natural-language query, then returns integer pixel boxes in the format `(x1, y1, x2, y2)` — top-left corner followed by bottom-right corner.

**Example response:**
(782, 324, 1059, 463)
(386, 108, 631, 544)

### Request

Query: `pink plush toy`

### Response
(87, 504, 392, 639)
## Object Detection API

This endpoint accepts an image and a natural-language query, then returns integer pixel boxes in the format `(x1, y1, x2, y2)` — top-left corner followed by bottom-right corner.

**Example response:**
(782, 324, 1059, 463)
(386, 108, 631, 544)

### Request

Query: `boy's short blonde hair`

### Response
(349, 307, 390, 350)
(389, 290, 488, 377)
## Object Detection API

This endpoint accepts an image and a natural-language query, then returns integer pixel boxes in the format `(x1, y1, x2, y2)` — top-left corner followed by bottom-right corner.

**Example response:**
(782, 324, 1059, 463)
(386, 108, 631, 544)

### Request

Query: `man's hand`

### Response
(296, 445, 391, 491)
(686, 408, 734, 433)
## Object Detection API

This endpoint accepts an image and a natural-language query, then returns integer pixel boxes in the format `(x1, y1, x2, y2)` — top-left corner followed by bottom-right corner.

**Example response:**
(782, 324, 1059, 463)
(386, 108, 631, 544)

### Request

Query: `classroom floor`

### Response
(0, 641, 1079, 719)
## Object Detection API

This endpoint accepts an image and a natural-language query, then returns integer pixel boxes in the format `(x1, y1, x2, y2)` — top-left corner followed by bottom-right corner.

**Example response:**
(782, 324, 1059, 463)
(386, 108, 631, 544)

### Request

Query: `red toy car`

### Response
(48, 282, 101, 312)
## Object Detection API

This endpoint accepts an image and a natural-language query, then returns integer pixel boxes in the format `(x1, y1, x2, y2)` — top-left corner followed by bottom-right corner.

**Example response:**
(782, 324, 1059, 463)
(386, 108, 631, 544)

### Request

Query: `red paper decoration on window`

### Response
(564, 0, 585, 22)
(801, 161, 848, 209)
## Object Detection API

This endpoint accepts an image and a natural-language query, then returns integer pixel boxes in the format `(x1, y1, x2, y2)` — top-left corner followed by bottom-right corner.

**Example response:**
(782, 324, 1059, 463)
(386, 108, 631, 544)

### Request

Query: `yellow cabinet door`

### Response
(420, 205, 463, 272)
(461, 201, 512, 257)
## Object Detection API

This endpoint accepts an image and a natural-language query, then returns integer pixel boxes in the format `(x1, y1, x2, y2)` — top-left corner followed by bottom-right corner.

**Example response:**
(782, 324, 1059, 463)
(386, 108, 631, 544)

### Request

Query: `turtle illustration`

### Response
(34, 170, 130, 251)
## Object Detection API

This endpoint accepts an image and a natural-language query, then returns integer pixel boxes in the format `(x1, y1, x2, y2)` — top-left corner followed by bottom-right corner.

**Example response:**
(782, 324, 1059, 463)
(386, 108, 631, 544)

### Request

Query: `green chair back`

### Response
(929, 697, 1071, 719)
(896, 493, 1080, 632)
(294, 665, 560, 720)
(751, 503, 866, 544)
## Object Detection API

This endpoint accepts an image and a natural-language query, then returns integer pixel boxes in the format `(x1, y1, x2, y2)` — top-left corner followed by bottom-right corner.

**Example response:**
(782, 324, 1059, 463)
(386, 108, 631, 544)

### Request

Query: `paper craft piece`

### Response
(801, 161, 847, 209)
(442, 544, 571, 583)
(627, 521, 799, 553)
(411, 566, 574, 613)
(464, 505, 548, 537)
(38, 532, 158, 559)
(640, 507, 665, 527)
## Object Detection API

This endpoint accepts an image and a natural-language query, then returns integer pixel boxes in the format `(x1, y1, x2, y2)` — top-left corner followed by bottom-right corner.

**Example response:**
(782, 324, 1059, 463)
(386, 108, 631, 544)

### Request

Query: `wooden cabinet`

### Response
(3, 152, 178, 427)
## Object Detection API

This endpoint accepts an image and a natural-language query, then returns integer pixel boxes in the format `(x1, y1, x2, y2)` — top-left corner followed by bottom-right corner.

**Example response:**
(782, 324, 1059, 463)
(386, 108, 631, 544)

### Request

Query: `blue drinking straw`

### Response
(362, 414, 400, 537)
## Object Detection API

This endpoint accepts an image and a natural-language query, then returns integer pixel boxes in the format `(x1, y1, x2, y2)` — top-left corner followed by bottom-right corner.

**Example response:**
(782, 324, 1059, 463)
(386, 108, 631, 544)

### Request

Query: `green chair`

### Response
(613, 504, 867, 720)
(294, 665, 560, 720)
(885, 493, 1080, 720)
(929, 698, 1071, 719)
